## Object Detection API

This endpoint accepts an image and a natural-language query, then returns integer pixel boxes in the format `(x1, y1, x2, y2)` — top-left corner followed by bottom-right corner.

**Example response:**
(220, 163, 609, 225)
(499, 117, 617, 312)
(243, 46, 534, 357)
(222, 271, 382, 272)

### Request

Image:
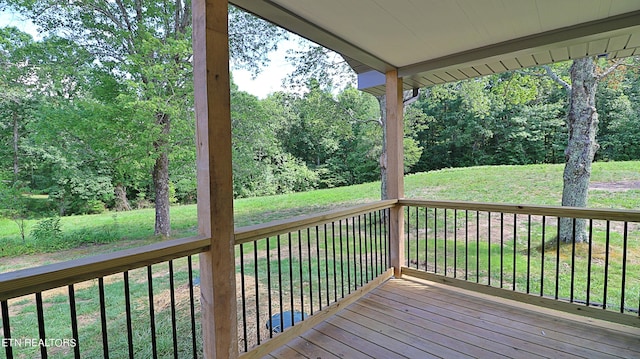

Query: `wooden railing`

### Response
(399, 199, 640, 327)
(0, 236, 209, 358)
(2, 198, 639, 358)
(234, 200, 396, 357)
(0, 201, 396, 358)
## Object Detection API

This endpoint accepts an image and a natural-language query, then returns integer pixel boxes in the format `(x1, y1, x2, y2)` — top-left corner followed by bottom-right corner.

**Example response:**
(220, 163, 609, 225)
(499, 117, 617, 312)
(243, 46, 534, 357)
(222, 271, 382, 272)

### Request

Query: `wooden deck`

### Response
(263, 277, 640, 359)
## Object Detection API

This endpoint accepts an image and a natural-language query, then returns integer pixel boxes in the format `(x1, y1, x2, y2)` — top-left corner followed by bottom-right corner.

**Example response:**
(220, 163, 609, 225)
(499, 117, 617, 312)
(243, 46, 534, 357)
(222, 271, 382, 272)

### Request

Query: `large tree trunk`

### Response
(154, 112, 171, 237)
(378, 94, 388, 200)
(559, 57, 599, 243)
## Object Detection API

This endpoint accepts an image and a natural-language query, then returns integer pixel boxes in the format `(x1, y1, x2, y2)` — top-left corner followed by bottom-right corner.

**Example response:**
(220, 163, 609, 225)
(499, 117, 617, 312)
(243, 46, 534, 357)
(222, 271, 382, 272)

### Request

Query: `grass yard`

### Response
(1, 161, 639, 358)
(1, 161, 639, 265)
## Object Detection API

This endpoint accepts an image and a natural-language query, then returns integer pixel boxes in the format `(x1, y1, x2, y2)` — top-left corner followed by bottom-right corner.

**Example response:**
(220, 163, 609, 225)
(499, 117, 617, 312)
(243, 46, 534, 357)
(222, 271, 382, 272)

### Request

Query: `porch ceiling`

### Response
(230, 0, 640, 95)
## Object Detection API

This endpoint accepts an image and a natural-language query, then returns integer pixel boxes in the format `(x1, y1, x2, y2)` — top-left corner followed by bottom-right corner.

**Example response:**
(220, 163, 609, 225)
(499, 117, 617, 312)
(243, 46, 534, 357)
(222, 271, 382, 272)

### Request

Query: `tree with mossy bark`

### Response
(545, 57, 625, 243)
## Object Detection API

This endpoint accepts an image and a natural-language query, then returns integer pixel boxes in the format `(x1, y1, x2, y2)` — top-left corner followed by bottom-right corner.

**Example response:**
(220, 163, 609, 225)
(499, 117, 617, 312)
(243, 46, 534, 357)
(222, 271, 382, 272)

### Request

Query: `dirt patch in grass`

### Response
(590, 181, 640, 192)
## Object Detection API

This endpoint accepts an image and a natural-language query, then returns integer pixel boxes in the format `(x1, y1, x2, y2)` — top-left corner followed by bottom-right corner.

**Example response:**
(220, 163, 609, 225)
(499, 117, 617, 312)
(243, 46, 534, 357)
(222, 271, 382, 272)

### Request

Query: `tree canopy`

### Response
(1, 3, 639, 237)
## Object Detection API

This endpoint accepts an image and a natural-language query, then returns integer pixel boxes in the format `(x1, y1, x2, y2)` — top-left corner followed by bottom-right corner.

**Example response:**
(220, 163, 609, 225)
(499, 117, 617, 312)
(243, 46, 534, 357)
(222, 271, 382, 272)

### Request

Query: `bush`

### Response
(30, 217, 63, 242)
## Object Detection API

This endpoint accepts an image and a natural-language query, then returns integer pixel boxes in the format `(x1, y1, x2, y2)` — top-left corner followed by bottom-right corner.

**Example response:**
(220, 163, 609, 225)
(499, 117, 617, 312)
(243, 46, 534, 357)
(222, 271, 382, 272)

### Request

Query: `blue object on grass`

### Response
(266, 311, 308, 333)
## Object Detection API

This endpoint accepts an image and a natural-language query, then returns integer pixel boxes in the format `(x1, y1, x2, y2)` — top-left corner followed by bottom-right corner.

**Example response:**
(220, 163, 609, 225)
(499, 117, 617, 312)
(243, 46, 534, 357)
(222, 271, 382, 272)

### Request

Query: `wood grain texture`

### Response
(0, 236, 209, 301)
(386, 70, 404, 278)
(193, 0, 237, 357)
(398, 199, 640, 222)
(235, 200, 397, 244)
(401, 267, 640, 328)
(262, 277, 640, 359)
(239, 269, 393, 359)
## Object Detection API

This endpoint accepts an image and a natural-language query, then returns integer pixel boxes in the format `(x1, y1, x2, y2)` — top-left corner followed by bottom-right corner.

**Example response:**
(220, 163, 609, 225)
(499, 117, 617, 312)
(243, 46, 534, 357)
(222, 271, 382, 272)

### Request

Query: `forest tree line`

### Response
(1, 3, 639, 226)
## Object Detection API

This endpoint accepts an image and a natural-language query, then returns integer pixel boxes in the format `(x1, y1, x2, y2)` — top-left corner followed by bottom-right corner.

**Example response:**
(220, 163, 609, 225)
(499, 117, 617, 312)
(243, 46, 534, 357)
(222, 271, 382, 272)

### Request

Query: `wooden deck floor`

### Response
(263, 277, 640, 359)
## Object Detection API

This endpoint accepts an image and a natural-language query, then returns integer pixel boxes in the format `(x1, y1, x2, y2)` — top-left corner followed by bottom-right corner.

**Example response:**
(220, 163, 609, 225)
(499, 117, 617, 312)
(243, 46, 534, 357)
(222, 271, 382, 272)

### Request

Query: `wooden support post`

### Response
(385, 70, 404, 278)
(193, 0, 238, 358)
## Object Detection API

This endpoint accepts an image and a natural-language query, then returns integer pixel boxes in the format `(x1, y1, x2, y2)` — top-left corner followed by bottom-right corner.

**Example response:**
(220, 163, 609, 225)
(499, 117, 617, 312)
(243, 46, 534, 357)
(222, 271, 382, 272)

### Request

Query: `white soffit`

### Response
(231, 0, 640, 94)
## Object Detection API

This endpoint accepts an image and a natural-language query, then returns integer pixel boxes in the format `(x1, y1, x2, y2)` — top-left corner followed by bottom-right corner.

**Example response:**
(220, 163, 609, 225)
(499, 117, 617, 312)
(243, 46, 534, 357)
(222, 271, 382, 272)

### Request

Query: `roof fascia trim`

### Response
(399, 10, 640, 77)
(230, 0, 395, 73)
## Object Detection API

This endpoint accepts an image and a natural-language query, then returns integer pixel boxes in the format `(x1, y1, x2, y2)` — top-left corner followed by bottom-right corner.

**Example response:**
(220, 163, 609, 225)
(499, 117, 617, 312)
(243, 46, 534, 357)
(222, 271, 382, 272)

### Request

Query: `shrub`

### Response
(30, 217, 63, 242)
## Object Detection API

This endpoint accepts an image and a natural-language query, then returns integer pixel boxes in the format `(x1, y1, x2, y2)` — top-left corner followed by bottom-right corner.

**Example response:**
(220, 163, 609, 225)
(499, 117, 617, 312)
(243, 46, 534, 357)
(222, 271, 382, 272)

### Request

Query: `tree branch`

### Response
(542, 65, 571, 93)
(597, 59, 626, 80)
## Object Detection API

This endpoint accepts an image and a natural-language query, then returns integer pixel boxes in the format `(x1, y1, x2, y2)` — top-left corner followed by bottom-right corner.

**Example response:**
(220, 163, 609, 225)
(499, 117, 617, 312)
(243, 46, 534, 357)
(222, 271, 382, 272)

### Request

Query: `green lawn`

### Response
(1, 161, 639, 263)
(1, 161, 639, 358)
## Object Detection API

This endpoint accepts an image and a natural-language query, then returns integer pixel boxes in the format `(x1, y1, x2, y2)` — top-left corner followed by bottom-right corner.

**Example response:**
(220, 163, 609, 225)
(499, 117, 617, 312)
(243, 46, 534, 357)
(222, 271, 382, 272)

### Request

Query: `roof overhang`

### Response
(230, 1, 640, 95)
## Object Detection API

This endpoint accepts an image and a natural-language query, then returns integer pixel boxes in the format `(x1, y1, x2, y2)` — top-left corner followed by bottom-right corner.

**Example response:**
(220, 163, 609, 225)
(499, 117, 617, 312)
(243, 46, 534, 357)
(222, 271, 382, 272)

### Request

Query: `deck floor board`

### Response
(262, 277, 640, 359)
(387, 280, 640, 355)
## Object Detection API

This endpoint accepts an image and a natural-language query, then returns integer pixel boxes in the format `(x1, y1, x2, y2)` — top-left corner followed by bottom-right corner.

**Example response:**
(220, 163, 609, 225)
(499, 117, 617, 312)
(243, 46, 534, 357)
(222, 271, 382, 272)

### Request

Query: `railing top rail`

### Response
(234, 199, 398, 245)
(0, 236, 210, 301)
(399, 199, 640, 222)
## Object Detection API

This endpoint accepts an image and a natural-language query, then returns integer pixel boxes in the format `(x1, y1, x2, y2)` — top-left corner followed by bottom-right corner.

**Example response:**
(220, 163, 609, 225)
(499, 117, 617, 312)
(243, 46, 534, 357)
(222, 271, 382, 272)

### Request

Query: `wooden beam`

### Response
(385, 70, 404, 278)
(0, 236, 209, 301)
(193, 0, 238, 358)
(235, 200, 397, 244)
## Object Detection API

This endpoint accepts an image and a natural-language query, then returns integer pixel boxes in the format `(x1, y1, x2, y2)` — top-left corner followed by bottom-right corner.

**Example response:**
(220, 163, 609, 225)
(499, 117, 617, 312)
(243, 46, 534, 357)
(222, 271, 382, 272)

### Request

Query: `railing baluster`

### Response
(415, 207, 419, 270)
(444, 208, 448, 276)
(288, 233, 295, 327)
(124, 272, 134, 359)
(253, 241, 261, 345)
(339, 220, 345, 299)
(2, 300, 13, 359)
(358, 215, 365, 285)
(188, 256, 198, 358)
(315, 226, 322, 309)
(368, 212, 374, 280)
(555, 219, 561, 301)
(98, 278, 108, 358)
(277, 235, 284, 333)
(500, 212, 504, 289)
(526, 215, 531, 294)
(389, 208, 392, 269)
(345, 218, 351, 293)
(35, 292, 47, 359)
(541, 216, 546, 297)
(297, 230, 304, 322)
(425, 207, 429, 272)
(454, 209, 458, 278)
(465, 210, 468, 281)
(307, 229, 314, 314)
(488, 211, 491, 286)
(331, 222, 338, 302)
(476, 211, 479, 283)
(373, 212, 379, 276)
(434, 208, 438, 274)
(406, 206, 410, 267)
(147, 266, 158, 359)
(266, 237, 273, 336)
(324, 223, 330, 307)
(169, 261, 178, 359)
(352, 216, 358, 289)
(587, 220, 593, 308)
(621, 222, 628, 314)
(604, 221, 610, 310)
(240, 244, 248, 352)
(513, 213, 517, 291)
(570, 219, 577, 303)
(68, 284, 81, 359)
(364, 213, 370, 282)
